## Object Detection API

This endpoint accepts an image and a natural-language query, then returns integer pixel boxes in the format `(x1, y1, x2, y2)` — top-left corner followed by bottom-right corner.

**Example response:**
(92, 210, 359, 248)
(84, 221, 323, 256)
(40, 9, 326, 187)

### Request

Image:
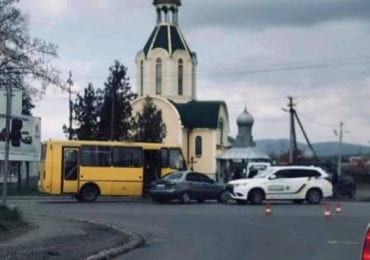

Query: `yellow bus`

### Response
(38, 140, 187, 202)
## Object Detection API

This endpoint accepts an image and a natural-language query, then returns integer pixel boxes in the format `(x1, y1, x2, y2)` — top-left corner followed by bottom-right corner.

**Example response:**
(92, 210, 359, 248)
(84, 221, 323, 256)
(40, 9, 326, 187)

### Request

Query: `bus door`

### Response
(61, 147, 79, 194)
(143, 150, 161, 193)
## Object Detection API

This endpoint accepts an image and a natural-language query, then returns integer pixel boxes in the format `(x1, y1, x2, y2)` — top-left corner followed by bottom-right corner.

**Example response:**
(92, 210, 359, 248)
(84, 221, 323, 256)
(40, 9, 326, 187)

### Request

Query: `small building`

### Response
(217, 108, 270, 183)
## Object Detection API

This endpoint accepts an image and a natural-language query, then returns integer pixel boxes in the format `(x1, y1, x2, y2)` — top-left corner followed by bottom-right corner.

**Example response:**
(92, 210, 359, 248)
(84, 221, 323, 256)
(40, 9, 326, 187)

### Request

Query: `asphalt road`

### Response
(11, 198, 369, 260)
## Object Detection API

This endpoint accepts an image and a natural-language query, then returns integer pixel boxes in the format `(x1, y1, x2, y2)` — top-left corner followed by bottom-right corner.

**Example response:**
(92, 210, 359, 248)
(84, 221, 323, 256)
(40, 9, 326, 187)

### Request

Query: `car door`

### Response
(185, 172, 203, 199)
(266, 169, 309, 199)
(196, 173, 219, 199)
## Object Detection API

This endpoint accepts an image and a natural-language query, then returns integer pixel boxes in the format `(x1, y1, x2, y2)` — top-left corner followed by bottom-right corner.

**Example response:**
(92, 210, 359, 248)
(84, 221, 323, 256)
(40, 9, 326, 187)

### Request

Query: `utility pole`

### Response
(288, 97, 297, 164)
(336, 122, 344, 177)
(282, 96, 318, 164)
(2, 84, 12, 206)
(67, 71, 74, 140)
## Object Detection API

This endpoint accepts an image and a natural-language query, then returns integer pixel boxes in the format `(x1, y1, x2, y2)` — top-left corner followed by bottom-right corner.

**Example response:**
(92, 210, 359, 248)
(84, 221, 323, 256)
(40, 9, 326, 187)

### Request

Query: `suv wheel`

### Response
(306, 189, 322, 204)
(249, 189, 264, 205)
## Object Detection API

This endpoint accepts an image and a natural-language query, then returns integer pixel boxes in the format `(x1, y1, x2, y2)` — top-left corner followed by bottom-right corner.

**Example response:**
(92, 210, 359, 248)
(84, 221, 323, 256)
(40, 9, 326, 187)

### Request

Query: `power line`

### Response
(65, 56, 370, 82)
(298, 113, 337, 129)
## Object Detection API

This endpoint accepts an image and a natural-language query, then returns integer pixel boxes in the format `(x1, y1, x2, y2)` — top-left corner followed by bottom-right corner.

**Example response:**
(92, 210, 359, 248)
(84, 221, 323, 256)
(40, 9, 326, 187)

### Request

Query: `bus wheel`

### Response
(79, 184, 99, 202)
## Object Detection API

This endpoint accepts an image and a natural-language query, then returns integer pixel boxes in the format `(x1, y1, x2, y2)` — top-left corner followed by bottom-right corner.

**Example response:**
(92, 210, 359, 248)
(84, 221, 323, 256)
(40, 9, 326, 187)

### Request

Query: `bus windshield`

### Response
(169, 148, 186, 171)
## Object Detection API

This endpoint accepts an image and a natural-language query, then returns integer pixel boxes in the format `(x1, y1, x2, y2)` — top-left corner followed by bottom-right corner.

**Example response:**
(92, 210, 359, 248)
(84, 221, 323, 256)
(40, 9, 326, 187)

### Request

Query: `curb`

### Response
(35, 216, 146, 260)
(85, 224, 145, 260)
(10, 213, 145, 260)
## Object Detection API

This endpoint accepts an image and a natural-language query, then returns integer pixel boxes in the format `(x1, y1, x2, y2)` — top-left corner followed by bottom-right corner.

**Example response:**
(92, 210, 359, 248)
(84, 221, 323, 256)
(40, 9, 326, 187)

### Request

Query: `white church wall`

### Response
(131, 96, 183, 145)
(189, 129, 217, 176)
(217, 104, 230, 146)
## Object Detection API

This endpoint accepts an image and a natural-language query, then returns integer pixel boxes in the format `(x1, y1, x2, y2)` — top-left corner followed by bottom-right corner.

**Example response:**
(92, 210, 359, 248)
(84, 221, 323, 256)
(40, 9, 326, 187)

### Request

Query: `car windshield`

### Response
(162, 172, 184, 181)
(254, 168, 275, 179)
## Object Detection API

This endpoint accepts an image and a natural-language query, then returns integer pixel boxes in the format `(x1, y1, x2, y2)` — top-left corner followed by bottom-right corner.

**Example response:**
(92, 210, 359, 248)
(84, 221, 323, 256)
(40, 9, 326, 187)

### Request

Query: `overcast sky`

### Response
(18, 0, 370, 145)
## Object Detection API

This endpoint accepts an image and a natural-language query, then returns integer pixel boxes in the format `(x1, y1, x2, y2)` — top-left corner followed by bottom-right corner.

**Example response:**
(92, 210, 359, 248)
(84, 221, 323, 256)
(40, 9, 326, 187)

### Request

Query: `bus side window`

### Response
(112, 147, 143, 168)
(81, 145, 111, 167)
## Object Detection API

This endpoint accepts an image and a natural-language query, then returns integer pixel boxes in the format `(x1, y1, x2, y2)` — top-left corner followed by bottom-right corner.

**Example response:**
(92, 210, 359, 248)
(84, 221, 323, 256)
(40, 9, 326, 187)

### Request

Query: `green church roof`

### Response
(172, 100, 225, 129)
(143, 24, 191, 57)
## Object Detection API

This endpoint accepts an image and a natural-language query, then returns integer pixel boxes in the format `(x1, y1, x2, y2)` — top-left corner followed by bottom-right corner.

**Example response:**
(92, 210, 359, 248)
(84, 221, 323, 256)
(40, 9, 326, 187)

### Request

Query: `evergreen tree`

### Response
(133, 96, 166, 143)
(97, 61, 137, 140)
(72, 83, 101, 140)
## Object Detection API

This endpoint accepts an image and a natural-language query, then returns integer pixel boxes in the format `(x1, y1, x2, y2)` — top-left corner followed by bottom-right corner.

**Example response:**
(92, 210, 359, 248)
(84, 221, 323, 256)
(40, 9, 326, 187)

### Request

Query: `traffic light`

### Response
(10, 118, 23, 147)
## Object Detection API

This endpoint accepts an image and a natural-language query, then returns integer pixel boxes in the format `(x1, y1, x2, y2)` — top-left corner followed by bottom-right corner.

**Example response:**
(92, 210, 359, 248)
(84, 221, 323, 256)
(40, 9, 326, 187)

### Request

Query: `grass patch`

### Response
(0, 205, 25, 232)
(0, 185, 43, 196)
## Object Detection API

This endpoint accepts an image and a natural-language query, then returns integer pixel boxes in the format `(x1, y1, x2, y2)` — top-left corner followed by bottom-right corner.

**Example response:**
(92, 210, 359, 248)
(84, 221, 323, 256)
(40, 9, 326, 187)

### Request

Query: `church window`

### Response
(140, 60, 144, 96)
(195, 136, 202, 157)
(178, 59, 183, 95)
(156, 58, 162, 95)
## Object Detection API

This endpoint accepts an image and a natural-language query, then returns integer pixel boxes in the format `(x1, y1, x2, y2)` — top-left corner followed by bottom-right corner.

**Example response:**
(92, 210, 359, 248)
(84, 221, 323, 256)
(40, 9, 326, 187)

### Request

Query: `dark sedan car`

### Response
(333, 174, 356, 199)
(149, 171, 230, 203)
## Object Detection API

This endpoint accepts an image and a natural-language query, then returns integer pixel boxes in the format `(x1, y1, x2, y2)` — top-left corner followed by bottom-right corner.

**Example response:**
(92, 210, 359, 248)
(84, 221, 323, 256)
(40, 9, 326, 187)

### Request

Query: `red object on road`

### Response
(335, 202, 342, 213)
(362, 225, 370, 260)
(265, 202, 272, 215)
(324, 203, 331, 221)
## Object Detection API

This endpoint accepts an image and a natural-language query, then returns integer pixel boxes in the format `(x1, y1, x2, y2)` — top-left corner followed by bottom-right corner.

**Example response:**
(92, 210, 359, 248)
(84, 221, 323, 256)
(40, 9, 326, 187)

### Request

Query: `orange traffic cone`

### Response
(265, 202, 272, 215)
(324, 203, 331, 221)
(335, 202, 342, 213)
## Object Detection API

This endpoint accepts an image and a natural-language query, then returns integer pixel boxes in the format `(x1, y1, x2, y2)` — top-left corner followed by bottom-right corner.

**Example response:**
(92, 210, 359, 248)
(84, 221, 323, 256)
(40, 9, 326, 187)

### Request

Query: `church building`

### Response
(132, 0, 230, 178)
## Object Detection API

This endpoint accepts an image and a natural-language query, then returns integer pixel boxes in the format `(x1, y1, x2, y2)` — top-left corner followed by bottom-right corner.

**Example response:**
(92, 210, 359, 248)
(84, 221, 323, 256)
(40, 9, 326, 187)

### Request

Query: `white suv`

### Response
(227, 165, 333, 204)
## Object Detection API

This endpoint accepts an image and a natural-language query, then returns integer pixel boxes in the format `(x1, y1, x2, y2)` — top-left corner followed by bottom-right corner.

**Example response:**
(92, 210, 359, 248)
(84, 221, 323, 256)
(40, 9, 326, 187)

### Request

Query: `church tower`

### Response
(135, 0, 197, 103)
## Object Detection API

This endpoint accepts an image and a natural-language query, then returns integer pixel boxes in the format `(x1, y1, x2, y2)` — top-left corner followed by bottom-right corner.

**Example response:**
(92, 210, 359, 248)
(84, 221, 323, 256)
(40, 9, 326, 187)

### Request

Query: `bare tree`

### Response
(0, 0, 61, 91)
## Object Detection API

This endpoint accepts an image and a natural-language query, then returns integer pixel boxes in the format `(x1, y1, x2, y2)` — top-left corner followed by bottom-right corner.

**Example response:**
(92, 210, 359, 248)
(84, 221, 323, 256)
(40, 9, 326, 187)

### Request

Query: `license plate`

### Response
(156, 184, 165, 188)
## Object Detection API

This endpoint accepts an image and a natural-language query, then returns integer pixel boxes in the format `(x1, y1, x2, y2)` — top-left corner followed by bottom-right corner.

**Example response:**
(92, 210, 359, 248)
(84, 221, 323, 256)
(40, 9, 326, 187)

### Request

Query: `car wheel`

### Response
(306, 189, 322, 204)
(79, 185, 99, 202)
(348, 188, 356, 199)
(292, 200, 304, 204)
(249, 189, 264, 205)
(180, 192, 191, 203)
(218, 191, 231, 203)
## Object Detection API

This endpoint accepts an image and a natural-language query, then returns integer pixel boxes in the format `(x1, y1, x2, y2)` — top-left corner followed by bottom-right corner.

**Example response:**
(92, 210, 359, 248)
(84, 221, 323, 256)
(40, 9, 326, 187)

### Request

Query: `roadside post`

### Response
(2, 84, 12, 206)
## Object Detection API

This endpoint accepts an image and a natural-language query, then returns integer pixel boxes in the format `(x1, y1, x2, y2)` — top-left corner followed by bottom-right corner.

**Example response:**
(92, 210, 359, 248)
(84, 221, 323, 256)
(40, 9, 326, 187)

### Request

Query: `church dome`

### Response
(237, 107, 254, 126)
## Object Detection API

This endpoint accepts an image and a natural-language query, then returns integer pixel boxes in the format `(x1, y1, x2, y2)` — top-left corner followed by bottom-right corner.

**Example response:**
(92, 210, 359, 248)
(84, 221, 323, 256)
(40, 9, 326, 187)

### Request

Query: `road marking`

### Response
(326, 240, 359, 245)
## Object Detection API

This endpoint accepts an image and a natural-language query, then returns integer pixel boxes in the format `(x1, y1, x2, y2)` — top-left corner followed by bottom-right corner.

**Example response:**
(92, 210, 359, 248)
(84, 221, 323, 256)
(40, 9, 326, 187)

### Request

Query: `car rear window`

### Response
(163, 172, 183, 180)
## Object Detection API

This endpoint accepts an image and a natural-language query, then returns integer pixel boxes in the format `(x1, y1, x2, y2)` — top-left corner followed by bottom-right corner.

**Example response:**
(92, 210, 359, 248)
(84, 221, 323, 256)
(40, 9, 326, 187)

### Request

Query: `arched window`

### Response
(178, 59, 183, 95)
(140, 60, 144, 96)
(156, 58, 162, 95)
(195, 136, 202, 157)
